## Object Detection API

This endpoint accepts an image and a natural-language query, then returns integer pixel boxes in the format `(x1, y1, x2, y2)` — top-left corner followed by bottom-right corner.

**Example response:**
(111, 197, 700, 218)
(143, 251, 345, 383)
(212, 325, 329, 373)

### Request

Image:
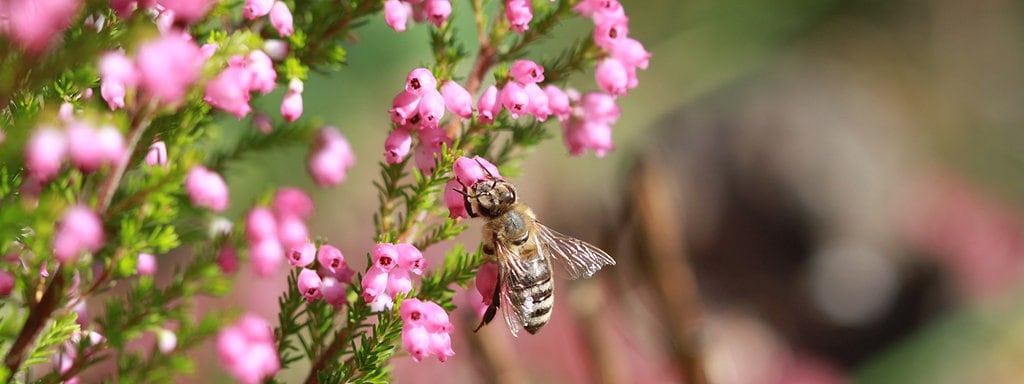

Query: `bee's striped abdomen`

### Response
(506, 256, 555, 334)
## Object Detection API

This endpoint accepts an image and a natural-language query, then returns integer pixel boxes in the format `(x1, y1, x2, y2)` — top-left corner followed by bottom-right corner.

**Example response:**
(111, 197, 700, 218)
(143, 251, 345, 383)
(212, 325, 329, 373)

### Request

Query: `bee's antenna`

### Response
(474, 158, 499, 180)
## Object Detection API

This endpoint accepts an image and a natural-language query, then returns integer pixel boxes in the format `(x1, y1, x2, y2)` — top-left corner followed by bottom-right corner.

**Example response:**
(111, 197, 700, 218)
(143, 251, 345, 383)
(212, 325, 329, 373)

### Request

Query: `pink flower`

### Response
(287, 242, 316, 267)
(505, 0, 533, 33)
(595, 58, 629, 96)
(99, 51, 137, 109)
(396, 243, 425, 275)
(53, 205, 104, 263)
(544, 85, 571, 121)
(399, 298, 429, 327)
(204, 65, 254, 119)
(361, 265, 389, 303)
(270, 1, 294, 36)
(246, 50, 277, 94)
(136, 33, 204, 106)
(322, 276, 347, 308)
(440, 81, 472, 119)
(218, 245, 239, 274)
(406, 68, 438, 96)
(594, 15, 629, 50)
(137, 253, 157, 276)
(510, 60, 544, 84)
(416, 89, 445, 128)
(272, 187, 313, 219)
(245, 207, 278, 242)
(100, 81, 127, 110)
(402, 323, 431, 362)
(67, 123, 103, 172)
(523, 83, 550, 121)
(25, 127, 67, 182)
(444, 180, 467, 219)
(580, 91, 621, 124)
(145, 141, 168, 167)
(389, 91, 421, 125)
(155, 0, 212, 24)
(500, 81, 529, 118)
(217, 315, 279, 384)
(384, 0, 411, 32)
(611, 37, 650, 70)
(184, 166, 229, 212)
(249, 238, 284, 277)
(276, 215, 308, 250)
(372, 243, 399, 272)
(424, 0, 451, 27)
(317, 244, 352, 282)
(386, 267, 413, 297)
(400, 299, 454, 362)
(476, 85, 500, 124)
(384, 127, 413, 164)
(243, 0, 274, 19)
(475, 262, 499, 305)
(0, 271, 13, 297)
(297, 268, 323, 302)
(262, 39, 289, 60)
(97, 125, 126, 166)
(429, 331, 455, 362)
(413, 126, 449, 174)
(563, 120, 613, 157)
(5, 0, 82, 54)
(281, 78, 303, 122)
(307, 127, 356, 186)
(452, 155, 501, 186)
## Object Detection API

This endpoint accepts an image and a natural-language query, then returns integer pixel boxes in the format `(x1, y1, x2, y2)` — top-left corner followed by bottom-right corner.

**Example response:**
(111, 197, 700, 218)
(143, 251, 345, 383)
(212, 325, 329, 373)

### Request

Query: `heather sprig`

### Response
(0, 0, 647, 382)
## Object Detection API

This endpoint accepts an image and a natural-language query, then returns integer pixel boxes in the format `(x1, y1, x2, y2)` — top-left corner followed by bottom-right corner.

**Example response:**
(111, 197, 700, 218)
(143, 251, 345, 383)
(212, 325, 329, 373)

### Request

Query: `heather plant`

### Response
(0, 0, 648, 382)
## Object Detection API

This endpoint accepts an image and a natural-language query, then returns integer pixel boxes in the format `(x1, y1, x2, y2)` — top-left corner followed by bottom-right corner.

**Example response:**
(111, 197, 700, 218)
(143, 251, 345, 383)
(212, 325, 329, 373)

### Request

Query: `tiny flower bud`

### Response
(145, 141, 168, 167)
(476, 85, 500, 124)
(262, 39, 289, 61)
(185, 166, 229, 212)
(384, 127, 413, 164)
(440, 81, 473, 119)
(270, 1, 294, 36)
(280, 80, 303, 122)
(297, 268, 323, 302)
(137, 253, 157, 276)
(287, 242, 316, 267)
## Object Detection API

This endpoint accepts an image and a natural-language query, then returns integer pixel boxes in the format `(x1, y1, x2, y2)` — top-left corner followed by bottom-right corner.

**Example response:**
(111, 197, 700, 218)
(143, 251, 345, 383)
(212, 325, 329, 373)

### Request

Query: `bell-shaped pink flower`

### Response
(361, 266, 389, 303)
(287, 242, 316, 267)
(25, 127, 67, 182)
(245, 207, 277, 242)
(402, 323, 432, 362)
(424, 0, 451, 27)
(389, 91, 421, 125)
(101, 81, 127, 110)
(276, 215, 308, 250)
(270, 1, 294, 36)
(136, 33, 204, 106)
(372, 243, 399, 272)
(563, 120, 613, 157)
(429, 331, 455, 362)
(595, 58, 629, 96)
(413, 126, 450, 174)
(475, 262, 499, 305)
(396, 243, 425, 275)
(297, 268, 323, 302)
(145, 141, 168, 167)
(184, 166, 229, 212)
(384, 127, 413, 164)
(416, 89, 445, 128)
(281, 79, 303, 122)
(500, 81, 529, 118)
(6, 0, 82, 54)
(420, 300, 452, 333)
(544, 85, 571, 121)
(523, 83, 550, 121)
(249, 238, 284, 277)
(246, 50, 277, 94)
(386, 267, 413, 297)
(384, 0, 412, 32)
(505, 0, 533, 33)
(322, 276, 347, 308)
(444, 180, 468, 219)
(243, 0, 274, 19)
(476, 85, 500, 124)
(400, 298, 429, 326)
(440, 81, 472, 119)
(272, 187, 313, 219)
(452, 155, 500, 186)
(405, 68, 437, 95)
(137, 253, 157, 276)
(580, 91, 621, 124)
(53, 205, 104, 263)
(307, 127, 356, 186)
(205, 65, 254, 119)
(611, 37, 650, 70)
(510, 60, 544, 84)
(594, 15, 629, 50)
(317, 244, 352, 282)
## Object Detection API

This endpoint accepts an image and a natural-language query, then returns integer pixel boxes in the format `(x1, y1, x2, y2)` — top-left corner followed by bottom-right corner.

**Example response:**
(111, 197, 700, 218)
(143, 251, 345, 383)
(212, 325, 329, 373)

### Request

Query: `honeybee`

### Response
(458, 164, 616, 336)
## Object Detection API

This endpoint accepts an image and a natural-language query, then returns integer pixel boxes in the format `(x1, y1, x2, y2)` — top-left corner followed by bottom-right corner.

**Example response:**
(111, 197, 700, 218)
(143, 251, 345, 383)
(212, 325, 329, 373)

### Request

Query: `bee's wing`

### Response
(534, 223, 616, 280)
(493, 240, 529, 337)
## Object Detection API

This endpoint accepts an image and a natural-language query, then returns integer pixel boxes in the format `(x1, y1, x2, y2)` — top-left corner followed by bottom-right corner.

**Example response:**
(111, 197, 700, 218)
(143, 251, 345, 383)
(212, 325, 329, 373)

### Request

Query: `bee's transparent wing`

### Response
(494, 241, 526, 337)
(534, 223, 616, 280)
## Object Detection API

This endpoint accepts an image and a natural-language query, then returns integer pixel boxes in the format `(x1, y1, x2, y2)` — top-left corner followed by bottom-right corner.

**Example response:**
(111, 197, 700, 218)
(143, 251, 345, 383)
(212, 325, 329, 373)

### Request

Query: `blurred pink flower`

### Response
(243, 0, 274, 19)
(510, 60, 544, 84)
(145, 141, 168, 167)
(424, 0, 450, 27)
(5, 0, 82, 54)
(269, 1, 293, 36)
(275, 215, 308, 250)
(136, 33, 204, 106)
(505, 0, 532, 33)
(137, 253, 157, 276)
(155, 0, 211, 24)
(0, 271, 14, 297)
(272, 187, 313, 218)
(523, 82, 550, 121)
(53, 205, 104, 263)
(217, 314, 279, 384)
(204, 65, 254, 119)
(245, 207, 278, 242)
(384, 0, 411, 32)
(249, 238, 284, 277)
(25, 126, 68, 182)
(322, 277, 347, 308)
(287, 242, 316, 267)
(307, 127, 356, 186)
(185, 166, 229, 212)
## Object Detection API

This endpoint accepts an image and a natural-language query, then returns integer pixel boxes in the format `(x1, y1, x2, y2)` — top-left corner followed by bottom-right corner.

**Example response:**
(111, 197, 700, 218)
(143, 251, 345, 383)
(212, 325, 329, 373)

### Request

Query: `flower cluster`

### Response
(385, 68, 469, 172)
(477, 60, 562, 124)
(292, 244, 354, 308)
(184, 166, 230, 212)
(577, 0, 650, 96)
(53, 205, 105, 263)
(203, 50, 278, 119)
(443, 156, 502, 219)
(243, 0, 294, 36)
(399, 299, 455, 362)
(361, 243, 426, 310)
(561, 90, 621, 157)
(98, 32, 207, 109)
(307, 127, 356, 186)
(382, 0, 452, 32)
(25, 121, 125, 182)
(245, 187, 316, 276)
(216, 314, 280, 384)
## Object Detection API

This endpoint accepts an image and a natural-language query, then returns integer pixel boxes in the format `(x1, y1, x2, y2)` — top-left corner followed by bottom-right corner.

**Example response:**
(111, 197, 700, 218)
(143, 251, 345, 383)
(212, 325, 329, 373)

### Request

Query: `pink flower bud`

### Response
(243, 0, 273, 19)
(416, 89, 445, 128)
(205, 65, 254, 119)
(452, 155, 500, 186)
(6, 0, 82, 54)
(0, 271, 14, 297)
(510, 60, 544, 84)
(405, 68, 437, 95)
(372, 243, 399, 272)
(317, 244, 352, 282)
(218, 245, 239, 274)
(262, 39, 289, 61)
(155, 0, 212, 24)
(244, 50, 277, 95)
(476, 85, 500, 124)
(287, 242, 316, 267)
(245, 207, 277, 242)
(440, 81, 472, 119)
(595, 58, 629, 96)
(505, 0, 533, 34)
(322, 277, 347, 308)
(361, 265, 389, 303)
(26, 127, 67, 182)
(500, 81, 529, 118)
(402, 324, 431, 362)
(386, 267, 413, 297)
(185, 166, 229, 212)
(611, 37, 650, 69)
(413, 126, 449, 174)
(270, 1, 294, 36)
(389, 90, 422, 125)
(280, 80, 303, 122)
(136, 33, 204, 106)
(475, 262, 499, 305)
(580, 91, 621, 124)
(272, 187, 313, 219)
(523, 82, 550, 121)
(297, 268, 323, 302)
(444, 180, 467, 219)
(145, 141, 168, 167)
(58, 102, 75, 122)
(53, 205, 104, 263)
(307, 127, 356, 186)
(544, 85, 571, 121)
(594, 15, 629, 50)
(100, 81, 127, 110)
(384, 127, 413, 164)
(276, 215, 308, 250)
(249, 238, 284, 277)
(137, 253, 157, 276)
(396, 243, 425, 275)
(384, 0, 411, 32)
(424, 0, 451, 27)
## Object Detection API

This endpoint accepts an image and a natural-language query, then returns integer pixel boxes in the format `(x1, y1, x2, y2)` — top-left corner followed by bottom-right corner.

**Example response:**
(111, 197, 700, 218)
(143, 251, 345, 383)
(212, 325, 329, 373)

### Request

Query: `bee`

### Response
(458, 164, 616, 336)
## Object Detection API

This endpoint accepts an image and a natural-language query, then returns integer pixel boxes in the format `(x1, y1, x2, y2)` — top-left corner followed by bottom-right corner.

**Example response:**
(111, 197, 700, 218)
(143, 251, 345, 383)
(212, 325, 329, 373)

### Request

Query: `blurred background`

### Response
(193, 0, 1024, 382)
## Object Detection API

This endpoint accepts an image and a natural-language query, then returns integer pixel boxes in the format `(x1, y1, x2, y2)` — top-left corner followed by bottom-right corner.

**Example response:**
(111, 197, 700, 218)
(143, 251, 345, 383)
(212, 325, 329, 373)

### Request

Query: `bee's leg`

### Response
(474, 275, 502, 332)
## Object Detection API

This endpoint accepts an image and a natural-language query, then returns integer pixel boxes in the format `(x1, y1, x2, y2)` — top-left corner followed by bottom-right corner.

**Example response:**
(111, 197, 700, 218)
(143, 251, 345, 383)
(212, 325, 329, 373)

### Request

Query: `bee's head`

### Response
(465, 179, 517, 218)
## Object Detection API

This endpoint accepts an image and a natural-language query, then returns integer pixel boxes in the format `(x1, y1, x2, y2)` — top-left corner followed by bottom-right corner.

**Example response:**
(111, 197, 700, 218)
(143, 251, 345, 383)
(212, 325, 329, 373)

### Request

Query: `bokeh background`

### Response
(186, 0, 1024, 382)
